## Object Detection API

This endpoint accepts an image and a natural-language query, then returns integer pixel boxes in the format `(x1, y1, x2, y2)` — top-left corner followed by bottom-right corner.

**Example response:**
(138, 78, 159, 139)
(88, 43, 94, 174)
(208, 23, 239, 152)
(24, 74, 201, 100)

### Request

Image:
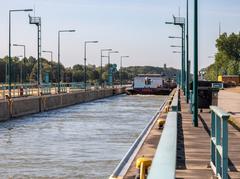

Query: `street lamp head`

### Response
(165, 22, 174, 24)
(168, 36, 182, 39)
(173, 51, 181, 54)
(24, 9, 33, 12)
(170, 45, 182, 48)
(42, 50, 52, 53)
(85, 40, 98, 44)
(59, 29, 76, 33)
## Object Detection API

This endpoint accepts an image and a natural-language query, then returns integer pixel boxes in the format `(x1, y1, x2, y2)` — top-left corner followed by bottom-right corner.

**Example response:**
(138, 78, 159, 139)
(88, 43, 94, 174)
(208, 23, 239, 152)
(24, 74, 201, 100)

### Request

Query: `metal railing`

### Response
(210, 106, 230, 179)
(171, 89, 179, 112)
(148, 91, 179, 179)
(0, 82, 115, 99)
(109, 96, 168, 179)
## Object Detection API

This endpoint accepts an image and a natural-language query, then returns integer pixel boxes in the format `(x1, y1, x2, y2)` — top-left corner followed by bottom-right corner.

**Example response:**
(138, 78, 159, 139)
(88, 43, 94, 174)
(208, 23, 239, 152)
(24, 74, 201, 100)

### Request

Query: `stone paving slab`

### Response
(176, 90, 240, 179)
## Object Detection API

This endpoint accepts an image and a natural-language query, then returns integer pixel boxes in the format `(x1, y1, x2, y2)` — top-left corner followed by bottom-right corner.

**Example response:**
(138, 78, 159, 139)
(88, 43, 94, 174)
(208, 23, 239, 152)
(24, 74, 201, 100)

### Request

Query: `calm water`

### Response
(0, 95, 165, 179)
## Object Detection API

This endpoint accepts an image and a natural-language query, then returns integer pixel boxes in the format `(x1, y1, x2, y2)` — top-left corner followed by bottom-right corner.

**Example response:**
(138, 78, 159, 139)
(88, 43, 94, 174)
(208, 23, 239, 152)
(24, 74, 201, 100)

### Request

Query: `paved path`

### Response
(218, 87, 240, 126)
(176, 91, 240, 179)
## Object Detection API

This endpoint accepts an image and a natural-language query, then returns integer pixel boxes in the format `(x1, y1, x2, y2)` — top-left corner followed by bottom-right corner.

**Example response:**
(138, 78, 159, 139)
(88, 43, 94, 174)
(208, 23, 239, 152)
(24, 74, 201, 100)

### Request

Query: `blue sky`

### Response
(1, 0, 240, 70)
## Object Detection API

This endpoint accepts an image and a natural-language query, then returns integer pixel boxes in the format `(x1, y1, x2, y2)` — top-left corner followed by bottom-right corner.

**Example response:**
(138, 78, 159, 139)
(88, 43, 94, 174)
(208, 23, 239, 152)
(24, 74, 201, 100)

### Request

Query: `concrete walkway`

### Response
(218, 87, 240, 127)
(176, 90, 240, 178)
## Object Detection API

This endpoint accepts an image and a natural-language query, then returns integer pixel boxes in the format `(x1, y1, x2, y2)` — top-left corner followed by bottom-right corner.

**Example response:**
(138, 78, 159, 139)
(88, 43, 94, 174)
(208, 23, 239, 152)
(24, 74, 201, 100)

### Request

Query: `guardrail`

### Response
(109, 96, 168, 179)
(171, 89, 179, 112)
(210, 106, 230, 179)
(147, 90, 179, 179)
(0, 82, 117, 99)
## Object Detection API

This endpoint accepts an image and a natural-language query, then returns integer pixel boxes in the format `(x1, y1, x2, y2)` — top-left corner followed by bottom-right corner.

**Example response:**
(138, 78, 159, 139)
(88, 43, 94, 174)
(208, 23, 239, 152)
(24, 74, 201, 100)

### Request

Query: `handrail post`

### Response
(215, 115, 221, 175)
(210, 106, 230, 179)
(210, 111, 216, 166)
(222, 115, 228, 179)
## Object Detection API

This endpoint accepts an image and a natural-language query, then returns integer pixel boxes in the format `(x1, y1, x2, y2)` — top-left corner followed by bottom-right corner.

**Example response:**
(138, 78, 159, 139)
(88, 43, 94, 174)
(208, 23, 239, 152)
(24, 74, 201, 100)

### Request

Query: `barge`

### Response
(126, 74, 175, 95)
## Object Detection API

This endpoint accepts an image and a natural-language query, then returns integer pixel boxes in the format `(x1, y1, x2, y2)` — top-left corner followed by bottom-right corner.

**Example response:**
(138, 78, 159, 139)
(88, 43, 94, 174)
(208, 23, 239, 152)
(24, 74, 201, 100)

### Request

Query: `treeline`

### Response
(205, 32, 240, 80)
(0, 56, 179, 84)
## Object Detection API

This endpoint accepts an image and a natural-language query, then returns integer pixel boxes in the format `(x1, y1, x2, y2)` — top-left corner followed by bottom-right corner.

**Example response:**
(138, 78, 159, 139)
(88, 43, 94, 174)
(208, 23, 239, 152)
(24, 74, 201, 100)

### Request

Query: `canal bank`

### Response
(0, 88, 125, 121)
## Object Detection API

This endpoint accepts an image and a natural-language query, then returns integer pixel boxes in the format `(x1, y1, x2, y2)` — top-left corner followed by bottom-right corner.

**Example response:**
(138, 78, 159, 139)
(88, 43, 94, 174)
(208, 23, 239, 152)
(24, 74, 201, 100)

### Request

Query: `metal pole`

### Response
(37, 25, 40, 91)
(84, 42, 87, 91)
(8, 11, 12, 97)
(100, 50, 103, 87)
(108, 52, 110, 86)
(120, 57, 122, 86)
(23, 45, 25, 84)
(186, 0, 190, 103)
(51, 52, 53, 84)
(193, 0, 199, 127)
(181, 25, 185, 93)
(58, 31, 60, 93)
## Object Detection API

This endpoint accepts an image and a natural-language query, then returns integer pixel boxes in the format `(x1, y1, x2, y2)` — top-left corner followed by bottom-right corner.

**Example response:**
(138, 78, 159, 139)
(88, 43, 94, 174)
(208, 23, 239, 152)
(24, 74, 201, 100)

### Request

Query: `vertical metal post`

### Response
(58, 31, 60, 93)
(100, 50, 103, 87)
(222, 116, 228, 179)
(181, 25, 185, 93)
(193, 0, 198, 127)
(51, 52, 53, 84)
(182, 23, 187, 95)
(37, 24, 41, 94)
(120, 57, 122, 86)
(211, 112, 216, 166)
(23, 45, 26, 84)
(108, 52, 110, 86)
(8, 11, 12, 97)
(215, 116, 221, 175)
(186, 0, 190, 103)
(84, 42, 87, 91)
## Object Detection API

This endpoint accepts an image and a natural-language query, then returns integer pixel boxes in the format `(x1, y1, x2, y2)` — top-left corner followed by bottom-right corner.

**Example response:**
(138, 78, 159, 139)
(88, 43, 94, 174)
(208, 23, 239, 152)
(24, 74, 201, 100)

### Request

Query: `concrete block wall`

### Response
(0, 101, 10, 121)
(0, 88, 124, 121)
(11, 97, 40, 118)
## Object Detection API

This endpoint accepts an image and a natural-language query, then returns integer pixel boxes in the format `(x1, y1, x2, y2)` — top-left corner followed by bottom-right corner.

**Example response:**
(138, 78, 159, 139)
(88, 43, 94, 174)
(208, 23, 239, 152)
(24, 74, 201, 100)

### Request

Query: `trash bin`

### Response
(190, 81, 219, 110)
(211, 88, 219, 106)
(20, 86, 24, 96)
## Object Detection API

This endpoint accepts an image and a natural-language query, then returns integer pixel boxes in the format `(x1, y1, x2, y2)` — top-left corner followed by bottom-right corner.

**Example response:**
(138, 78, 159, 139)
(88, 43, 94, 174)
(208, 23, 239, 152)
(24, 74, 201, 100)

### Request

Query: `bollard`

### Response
(135, 157, 152, 179)
(157, 118, 165, 129)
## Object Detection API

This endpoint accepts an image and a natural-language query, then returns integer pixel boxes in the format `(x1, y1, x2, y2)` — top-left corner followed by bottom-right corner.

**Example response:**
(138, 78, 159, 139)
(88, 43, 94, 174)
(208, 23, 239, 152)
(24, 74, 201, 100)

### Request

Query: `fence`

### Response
(210, 106, 230, 179)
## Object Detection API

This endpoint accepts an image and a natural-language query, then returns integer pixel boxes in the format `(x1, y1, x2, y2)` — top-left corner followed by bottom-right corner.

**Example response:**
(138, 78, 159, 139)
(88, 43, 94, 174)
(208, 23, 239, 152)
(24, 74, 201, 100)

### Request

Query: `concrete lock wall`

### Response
(0, 88, 123, 121)
(0, 101, 10, 121)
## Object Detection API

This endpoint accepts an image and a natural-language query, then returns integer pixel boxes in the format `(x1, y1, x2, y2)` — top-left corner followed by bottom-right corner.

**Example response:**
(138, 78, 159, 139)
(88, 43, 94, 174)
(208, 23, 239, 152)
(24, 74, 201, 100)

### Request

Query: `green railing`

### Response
(210, 106, 230, 179)
(148, 89, 179, 179)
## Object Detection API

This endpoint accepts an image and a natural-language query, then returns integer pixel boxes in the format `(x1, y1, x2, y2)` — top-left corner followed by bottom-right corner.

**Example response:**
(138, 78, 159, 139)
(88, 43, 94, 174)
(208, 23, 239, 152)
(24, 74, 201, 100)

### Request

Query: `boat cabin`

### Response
(133, 74, 163, 89)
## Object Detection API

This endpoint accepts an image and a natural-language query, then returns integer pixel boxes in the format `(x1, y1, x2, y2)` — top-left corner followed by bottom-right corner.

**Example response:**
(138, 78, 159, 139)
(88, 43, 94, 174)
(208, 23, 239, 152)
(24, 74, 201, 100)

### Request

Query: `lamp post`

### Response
(42, 50, 53, 84)
(120, 56, 129, 86)
(170, 45, 182, 48)
(186, 0, 190, 103)
(29, 14, 42, 95)
(166, 17, 186, 96)
(193, 0, 199, 127)
(100, 49, 112, 87)
(108, 51, 119, 87)
(13, 44, 26, 84)
(58, 30, 76, 93)
(8, 8, 33, 97)
(173, 51, 182, 54)
(14, 55, 23, 83)
(84, 41, 99, 91)
(168, 35, 185, 90)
